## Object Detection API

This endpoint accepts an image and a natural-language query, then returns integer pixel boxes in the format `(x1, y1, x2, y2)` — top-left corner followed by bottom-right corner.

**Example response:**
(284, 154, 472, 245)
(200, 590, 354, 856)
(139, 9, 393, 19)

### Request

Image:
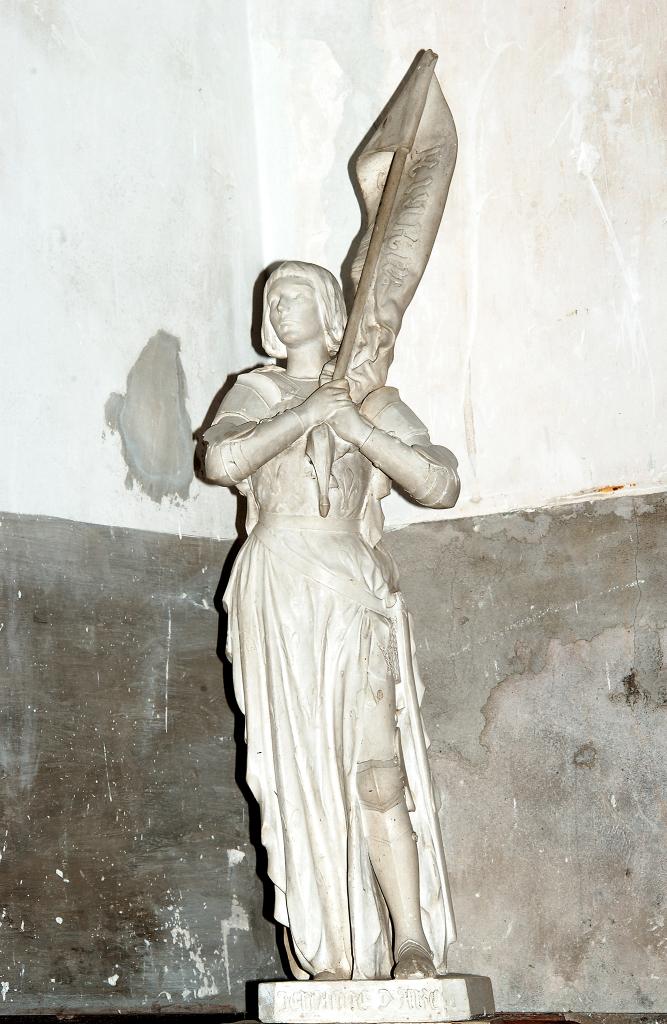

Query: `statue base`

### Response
(258, 975, 495, 1023)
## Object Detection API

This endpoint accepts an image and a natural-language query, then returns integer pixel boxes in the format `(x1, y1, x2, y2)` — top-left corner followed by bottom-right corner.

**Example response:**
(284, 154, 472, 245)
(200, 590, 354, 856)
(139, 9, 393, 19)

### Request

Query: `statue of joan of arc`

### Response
(204, 51, 460, 983)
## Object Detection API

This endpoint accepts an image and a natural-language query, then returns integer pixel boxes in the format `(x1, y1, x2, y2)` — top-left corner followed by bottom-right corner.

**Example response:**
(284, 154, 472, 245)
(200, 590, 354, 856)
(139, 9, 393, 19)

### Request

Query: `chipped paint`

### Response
(164, 608, 172, 734)
(0, 510, 282, 1012)
(226, 848, 246, 870)
(168, 904, 219, 999)
(220, 896, 250, 995)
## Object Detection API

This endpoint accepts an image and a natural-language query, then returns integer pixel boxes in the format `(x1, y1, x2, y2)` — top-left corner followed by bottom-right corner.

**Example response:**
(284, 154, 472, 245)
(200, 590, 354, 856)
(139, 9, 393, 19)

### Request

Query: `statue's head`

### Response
(261, 261, 346, 359)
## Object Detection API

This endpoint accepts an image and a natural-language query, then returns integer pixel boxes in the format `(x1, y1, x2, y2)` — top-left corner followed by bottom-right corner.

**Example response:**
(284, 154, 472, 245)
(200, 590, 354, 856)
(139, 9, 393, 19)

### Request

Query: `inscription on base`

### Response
(259, 975, 495, 1024)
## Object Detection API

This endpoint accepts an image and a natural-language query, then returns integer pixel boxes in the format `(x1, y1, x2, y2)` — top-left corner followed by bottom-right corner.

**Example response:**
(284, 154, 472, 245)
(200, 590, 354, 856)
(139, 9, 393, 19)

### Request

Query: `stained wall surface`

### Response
(2, 0, 665, 539)
(2, 0, 666, 1017)
(1, 493, 666, 1013)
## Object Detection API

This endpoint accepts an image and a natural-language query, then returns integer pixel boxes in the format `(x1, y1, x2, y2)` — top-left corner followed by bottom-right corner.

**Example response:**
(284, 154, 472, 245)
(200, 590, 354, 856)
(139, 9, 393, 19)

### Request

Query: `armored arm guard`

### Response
(203, 370, 307, 487)
(359, 387, 460, 509)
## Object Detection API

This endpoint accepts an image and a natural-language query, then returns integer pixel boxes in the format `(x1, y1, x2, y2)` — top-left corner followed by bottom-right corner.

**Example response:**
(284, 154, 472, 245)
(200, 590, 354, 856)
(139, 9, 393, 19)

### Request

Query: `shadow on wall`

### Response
(211, 533, 293, 1007)
(192, 265, 295, 995)
(105, 330, 194, 503)
(194, 265, 273, 484)
(194, 359, 283, 995)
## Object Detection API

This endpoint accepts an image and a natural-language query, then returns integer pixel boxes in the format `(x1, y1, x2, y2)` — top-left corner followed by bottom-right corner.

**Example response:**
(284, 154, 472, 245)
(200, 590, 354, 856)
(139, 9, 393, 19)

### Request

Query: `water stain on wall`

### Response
(573, 741, 598, 769)
(105, 331, 194, 503)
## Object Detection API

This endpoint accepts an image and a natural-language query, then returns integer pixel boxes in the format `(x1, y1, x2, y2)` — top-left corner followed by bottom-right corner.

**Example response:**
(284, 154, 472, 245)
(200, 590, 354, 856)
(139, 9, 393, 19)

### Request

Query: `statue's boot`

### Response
(393, 938, 437, 979)
(357, 758, 436, 979)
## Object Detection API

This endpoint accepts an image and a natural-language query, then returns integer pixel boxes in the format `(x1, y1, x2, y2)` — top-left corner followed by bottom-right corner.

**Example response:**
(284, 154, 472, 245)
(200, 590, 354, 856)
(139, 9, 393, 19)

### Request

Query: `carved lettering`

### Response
(399, 985, 442, 1011)
(271, 981, 456, 1021)
(274, 986, 377, 1016)
(403, 181, 433, 200)
(408, 145, 444, 175)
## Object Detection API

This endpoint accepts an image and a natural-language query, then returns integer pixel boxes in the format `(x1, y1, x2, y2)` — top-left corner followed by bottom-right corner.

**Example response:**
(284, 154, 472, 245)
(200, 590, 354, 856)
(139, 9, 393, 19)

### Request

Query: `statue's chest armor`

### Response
(245, 369, 377, 518)
(252, 437, 374, 518)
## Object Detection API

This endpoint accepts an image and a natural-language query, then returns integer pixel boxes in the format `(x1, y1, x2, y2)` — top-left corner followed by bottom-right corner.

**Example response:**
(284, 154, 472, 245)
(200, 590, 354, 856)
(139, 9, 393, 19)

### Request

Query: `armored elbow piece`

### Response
(204, 409, 305, 487)
(204, 422, 257, 486)
(409, 444, 460, 509)
(359, 420, 460, 511)
(209, 424, 257, 485)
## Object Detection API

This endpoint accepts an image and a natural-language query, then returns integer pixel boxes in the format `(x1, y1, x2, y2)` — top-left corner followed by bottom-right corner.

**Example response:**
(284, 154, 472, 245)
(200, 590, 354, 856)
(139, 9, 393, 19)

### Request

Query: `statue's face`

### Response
(268, 277, 325, 347)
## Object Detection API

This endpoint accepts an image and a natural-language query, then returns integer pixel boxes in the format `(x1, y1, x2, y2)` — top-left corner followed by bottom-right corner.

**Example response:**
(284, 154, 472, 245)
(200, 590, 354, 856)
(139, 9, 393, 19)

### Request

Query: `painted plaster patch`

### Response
(105, 331, 194, 503)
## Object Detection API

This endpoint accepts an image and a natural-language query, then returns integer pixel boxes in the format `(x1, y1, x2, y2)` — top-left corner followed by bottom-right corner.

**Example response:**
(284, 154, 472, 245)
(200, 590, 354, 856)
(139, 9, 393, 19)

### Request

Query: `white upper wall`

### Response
(248, 0, 666, 527)
(2, 0, 665, 538)
(2, 0, 260, 540)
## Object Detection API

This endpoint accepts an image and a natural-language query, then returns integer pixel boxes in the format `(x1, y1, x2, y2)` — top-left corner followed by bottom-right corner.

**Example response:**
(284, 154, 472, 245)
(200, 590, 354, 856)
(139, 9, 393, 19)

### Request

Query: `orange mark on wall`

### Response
(596, 484, 636, 494)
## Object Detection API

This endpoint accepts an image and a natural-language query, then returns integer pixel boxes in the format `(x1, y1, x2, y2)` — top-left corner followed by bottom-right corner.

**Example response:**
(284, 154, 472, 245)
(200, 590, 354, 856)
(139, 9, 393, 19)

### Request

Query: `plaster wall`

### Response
(1, 493, 665, 1013)
(2, 0, 665, 539)
(2, 3, 666, 1016)
(2, 0, 261, 540)
(248, 0, 667, 527)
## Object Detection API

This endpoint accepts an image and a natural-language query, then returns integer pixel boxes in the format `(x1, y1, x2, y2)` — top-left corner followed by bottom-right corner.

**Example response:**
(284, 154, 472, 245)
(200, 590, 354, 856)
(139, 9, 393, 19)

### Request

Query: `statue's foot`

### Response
(392, 940, 437, 980)
(312, 969, 351, 981)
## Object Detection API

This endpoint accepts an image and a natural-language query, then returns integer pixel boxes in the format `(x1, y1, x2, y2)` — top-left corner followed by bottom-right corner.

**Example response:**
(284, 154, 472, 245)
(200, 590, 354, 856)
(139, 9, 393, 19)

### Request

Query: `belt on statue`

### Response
(252, 521, 394, 616)
(257, 512, 364, 534)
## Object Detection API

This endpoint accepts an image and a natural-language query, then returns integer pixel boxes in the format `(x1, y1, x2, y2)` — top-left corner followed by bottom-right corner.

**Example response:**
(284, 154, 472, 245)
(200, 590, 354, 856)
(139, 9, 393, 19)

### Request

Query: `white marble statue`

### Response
(200, 54, 493, 1010)
(204, 259, 460, 982)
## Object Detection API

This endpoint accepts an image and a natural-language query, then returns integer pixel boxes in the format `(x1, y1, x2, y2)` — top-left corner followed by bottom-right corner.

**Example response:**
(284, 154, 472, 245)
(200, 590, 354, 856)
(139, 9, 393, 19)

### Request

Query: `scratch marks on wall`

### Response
(0, 694, 41, 799)
(576, 140, 653, 407)
(105, 331, 194, 503)
(460, 40, 513, 505)
(102, 741, 113, 803)
(0, 511, 283, 1013)
(164, 608, 172, 734)
(558, 16, 656, 409)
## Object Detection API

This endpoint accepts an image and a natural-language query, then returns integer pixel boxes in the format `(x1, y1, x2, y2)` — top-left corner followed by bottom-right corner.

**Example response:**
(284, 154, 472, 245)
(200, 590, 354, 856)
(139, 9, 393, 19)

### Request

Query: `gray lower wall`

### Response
(1, 494, 665, 1014)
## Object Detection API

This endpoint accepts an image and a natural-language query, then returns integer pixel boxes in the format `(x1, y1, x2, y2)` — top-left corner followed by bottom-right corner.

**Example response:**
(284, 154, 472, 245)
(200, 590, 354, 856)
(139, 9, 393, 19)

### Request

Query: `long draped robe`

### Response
(214, 365, 456, 979)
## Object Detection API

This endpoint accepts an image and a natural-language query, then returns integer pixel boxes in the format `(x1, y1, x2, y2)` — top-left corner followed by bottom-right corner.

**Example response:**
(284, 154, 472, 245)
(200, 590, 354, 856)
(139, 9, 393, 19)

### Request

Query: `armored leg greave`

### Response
(356, 757, 432, 971)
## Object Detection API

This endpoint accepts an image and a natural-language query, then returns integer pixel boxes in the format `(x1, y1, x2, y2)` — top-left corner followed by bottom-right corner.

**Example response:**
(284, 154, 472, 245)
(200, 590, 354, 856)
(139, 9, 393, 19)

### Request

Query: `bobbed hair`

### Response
(260, 261, 346, 359)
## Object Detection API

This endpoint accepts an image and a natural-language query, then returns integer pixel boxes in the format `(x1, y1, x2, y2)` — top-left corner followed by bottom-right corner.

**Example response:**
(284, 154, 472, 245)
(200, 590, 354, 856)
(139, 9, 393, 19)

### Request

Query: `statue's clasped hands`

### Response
(299, 378, 373, 448)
